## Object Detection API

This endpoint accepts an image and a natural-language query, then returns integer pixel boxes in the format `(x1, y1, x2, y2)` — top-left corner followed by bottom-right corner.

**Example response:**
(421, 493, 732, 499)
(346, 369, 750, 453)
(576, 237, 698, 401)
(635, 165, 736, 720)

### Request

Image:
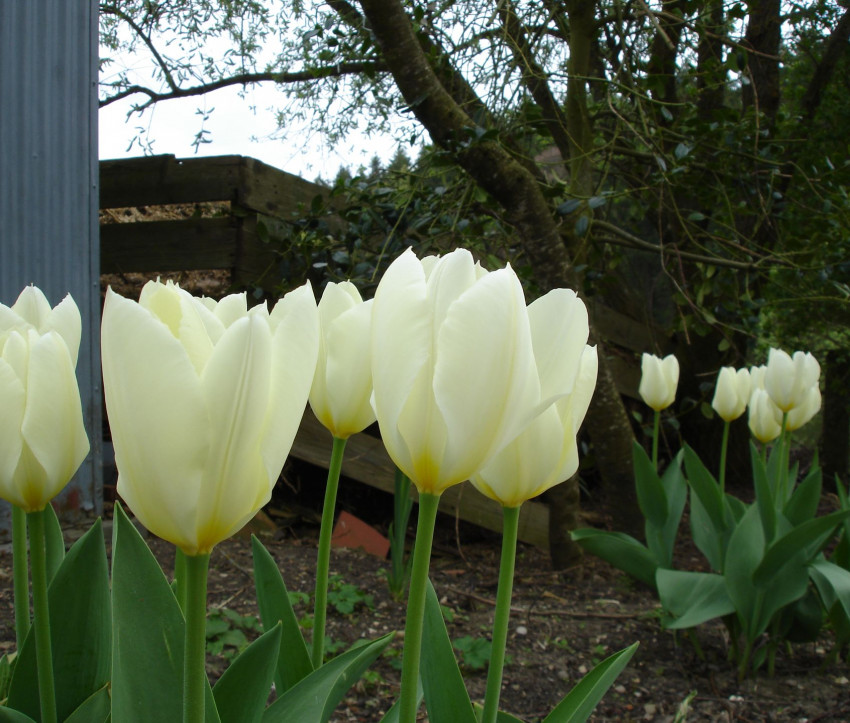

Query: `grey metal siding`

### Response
(0, 0, 102, 537)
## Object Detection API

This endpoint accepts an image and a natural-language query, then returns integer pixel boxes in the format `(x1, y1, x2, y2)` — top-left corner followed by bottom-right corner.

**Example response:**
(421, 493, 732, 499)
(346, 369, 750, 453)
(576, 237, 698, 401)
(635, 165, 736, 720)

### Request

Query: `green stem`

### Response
(481, 505, 520, 723)
(778, 412, 790, 506)
(719, 421, 730, 495)
(312, 435, 347, 668)
(652, 410, 660, 471)
(12, 505, 30, 651)
(183, 552, 210, 723)
(398, 492, 440, 723)
(28, 509, 57, 723)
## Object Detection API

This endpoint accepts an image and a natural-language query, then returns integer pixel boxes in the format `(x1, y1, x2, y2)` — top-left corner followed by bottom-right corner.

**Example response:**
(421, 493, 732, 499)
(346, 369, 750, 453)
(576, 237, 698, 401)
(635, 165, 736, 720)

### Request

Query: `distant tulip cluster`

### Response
(639, 348, 822, 445)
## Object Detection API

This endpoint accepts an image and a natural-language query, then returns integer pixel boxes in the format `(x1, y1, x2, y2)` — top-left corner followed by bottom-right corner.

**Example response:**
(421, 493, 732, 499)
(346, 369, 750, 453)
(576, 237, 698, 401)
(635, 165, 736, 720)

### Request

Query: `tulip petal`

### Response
(21, 331, 89, 506)
(261, 283, 320, 484)
(528, 289, 588, 402)
(43, 294, 82, 366)
(0, 358, 25, 491)
(321, 299, 376, 437)
(102, 289, 208, 551)
(434, 267, 540, 487)
(371, 250, 431, 477)
(214, 293, 249, 328)
(11, 285, 52, 328)
(424, 248, 478, 330)
(196, 315, 272, 552)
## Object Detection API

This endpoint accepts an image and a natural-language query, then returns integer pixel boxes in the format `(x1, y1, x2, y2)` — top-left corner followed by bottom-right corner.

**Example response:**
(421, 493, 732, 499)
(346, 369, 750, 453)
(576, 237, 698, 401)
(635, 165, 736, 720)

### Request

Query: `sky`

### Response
(98, 82, 411, 183)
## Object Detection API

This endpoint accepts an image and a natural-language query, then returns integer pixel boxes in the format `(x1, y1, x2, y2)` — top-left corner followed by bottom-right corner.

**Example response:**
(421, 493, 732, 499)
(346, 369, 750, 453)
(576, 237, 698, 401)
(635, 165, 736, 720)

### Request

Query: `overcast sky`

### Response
(98, 83, 408, 183)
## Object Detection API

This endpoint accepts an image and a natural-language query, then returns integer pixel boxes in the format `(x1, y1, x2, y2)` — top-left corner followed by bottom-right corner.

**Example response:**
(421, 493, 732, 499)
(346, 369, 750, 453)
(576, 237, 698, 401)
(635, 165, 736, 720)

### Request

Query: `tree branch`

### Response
(99, 62, 387, 109)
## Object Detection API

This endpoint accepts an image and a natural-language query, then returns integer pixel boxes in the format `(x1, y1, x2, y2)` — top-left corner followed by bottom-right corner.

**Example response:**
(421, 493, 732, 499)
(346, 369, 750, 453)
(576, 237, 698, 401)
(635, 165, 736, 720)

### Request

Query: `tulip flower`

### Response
(310, 281, 376, 439)
(0, 327, 89, 512)
(371, 248, 547, 497)
(785, 385, 821, 432)
(372, 247, 571, 723)
(710, 366, 751, 492)
(308, 281, 375, 666)
(0, 285, 89, 723)
(471, 291, 597, 508)
(639, 352, 679, 469)
(639, 353, 679, 412)
(712, 367, 751, 423)
(764, 349, 820, 414)
(102, 279, 319, 555)
(468, 291, 596, 723)
(102, 280, 318, 723)
(748, 387, 782, 444)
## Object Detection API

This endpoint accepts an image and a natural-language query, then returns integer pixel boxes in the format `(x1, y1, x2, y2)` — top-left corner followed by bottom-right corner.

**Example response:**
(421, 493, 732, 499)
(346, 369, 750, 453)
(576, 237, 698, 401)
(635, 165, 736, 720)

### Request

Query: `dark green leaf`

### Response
(214, 625, 282, 723)
(657, 570, 734, 629)
(252, 536, 313, 695)
(262, 634, 393, 722)
(421, 580, 476, 723)
(8, 520, 110, 722)
(541, 643, 638, 722)
(571, 529, 658, 588)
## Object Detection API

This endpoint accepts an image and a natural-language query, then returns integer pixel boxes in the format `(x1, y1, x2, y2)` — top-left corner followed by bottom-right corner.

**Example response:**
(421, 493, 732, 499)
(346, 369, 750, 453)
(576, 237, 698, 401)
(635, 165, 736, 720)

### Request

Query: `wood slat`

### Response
(290, 408, 551, 549)
(100, 217, 237, 273)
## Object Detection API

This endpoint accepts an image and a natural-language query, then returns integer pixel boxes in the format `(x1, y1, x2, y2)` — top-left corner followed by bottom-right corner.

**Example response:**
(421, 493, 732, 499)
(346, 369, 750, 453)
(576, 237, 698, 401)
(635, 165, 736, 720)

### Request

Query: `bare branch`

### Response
(99, 62, 387, 109)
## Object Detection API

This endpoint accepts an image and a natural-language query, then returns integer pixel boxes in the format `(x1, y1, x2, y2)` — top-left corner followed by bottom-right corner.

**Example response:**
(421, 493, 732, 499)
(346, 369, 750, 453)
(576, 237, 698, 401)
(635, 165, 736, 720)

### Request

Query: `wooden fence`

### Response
(99, 154, 669, 550)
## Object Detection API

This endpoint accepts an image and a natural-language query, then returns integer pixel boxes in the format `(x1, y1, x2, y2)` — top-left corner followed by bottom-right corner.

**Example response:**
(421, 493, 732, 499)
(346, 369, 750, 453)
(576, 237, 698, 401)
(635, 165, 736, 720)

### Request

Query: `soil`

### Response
(3, 464, 848, 723)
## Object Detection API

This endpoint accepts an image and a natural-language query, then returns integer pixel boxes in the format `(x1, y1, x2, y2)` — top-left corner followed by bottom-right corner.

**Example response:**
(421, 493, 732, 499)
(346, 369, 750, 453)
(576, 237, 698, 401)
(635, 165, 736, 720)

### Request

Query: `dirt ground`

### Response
(3, 462, 848, 723)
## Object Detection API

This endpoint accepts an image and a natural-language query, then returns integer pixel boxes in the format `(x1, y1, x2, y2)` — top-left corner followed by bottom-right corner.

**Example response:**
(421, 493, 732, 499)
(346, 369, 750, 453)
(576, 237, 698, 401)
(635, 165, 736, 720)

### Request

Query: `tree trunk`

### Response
(741, 0, 781, 122)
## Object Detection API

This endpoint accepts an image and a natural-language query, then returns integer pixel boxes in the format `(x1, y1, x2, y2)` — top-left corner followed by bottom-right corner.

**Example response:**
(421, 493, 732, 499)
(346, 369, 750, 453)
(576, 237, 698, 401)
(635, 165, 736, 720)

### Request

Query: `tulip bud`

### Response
(639, 353, 679, 411)
(0, 287, 89, 511)
(309, 282, 376, 439)
(764, 348, 820, 414)
(101, 280, 319, 555)
(371, 248, 555, 495)
(748, 388, 782, 444)
(711, 367, 751, 422)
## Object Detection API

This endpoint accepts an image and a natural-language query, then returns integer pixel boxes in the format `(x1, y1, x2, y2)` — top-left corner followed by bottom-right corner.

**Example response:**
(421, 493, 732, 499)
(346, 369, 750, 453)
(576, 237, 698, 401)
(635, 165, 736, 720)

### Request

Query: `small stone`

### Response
(516, 625, 528, 636)
(614, 685, 626, 694)
(578, 664, 588, 675)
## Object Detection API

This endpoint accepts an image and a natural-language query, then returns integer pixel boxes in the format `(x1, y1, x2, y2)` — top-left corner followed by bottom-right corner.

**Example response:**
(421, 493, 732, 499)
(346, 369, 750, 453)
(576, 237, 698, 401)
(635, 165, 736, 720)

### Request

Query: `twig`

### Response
(444, 586, 651, 620)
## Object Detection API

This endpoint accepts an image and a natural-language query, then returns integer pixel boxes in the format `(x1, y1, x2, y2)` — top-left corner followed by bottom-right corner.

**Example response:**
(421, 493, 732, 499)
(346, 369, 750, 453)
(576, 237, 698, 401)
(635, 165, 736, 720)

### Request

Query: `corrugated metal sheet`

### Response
(0, 0, 101, 538)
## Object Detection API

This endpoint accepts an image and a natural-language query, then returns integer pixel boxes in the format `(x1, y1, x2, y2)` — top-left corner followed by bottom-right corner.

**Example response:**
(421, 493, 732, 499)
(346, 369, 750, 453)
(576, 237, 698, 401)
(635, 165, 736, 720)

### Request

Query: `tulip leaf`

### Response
(262, 633, 393, 723)
(570, 529, 658, 588)
(63, 685, 111, 723)
(111, 503, 220, 723)
(7, 519, 110, 722)
(633, 442, 667, 530)
(471, 703, 526, 722)
(753, 510, 850, 586)
(213, 624, 282, 723)
(420, 579, 476, 723)
(541, 642, 638, 723)
(783, 465, 822, 526)
(656, 569, 734, 629)
(251, 536, 313, 694)
(809, 559, 850, 622)
(683, 446, 725, 531)
(0, 708, 36, 722)
(689, 491, 723, 571)
(43, 502, 65, 583)
(751, 443, 777, 541)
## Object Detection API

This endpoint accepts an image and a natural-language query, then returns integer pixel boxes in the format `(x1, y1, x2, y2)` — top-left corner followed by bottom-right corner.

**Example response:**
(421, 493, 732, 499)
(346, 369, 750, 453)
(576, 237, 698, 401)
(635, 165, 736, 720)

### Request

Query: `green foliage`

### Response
(326, 574, 374, 615)
(451, 636, 492, 672)
(205, 607, 263, 660)
(578, 438, 850, 676)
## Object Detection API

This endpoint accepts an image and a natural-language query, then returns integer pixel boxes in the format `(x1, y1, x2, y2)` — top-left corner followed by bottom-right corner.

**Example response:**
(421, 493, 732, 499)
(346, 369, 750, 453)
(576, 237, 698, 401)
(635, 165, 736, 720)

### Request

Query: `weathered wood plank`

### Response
(290, 408, 551, 549)
(239, 157, 331, 218)
(101, 217, 238, 273)
(100, 155, 243, 209)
